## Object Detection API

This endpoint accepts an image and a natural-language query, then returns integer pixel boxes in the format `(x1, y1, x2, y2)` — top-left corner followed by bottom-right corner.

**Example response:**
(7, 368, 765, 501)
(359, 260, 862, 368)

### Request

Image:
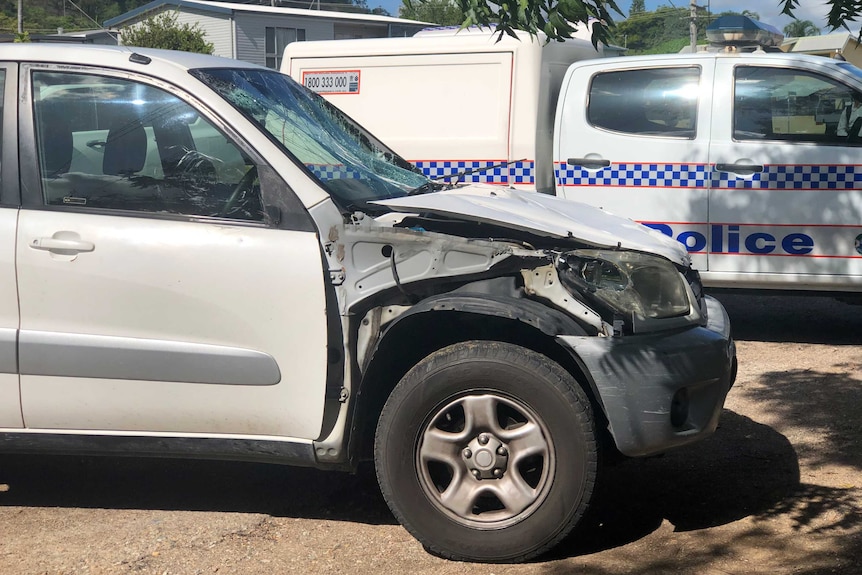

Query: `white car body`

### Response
(0, 44, 734, 563)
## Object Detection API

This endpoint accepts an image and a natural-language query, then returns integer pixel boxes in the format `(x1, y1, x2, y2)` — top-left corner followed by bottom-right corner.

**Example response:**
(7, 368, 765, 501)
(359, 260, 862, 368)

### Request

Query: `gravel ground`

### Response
(0, 293, 860, 575)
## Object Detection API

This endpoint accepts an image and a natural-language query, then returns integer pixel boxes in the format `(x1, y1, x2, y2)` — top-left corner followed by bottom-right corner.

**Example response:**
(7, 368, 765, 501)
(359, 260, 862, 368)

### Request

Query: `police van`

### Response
(283, 20, 862, 294)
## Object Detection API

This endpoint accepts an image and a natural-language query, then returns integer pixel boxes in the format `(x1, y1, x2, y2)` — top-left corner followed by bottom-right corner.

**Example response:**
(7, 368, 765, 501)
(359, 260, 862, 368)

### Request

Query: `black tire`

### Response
(374, 340, 598, 563)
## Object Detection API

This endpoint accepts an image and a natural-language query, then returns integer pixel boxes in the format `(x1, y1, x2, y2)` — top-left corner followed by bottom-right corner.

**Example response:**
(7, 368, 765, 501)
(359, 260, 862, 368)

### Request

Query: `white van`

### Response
(283, 27, 606, 194)
(554, 51, 862, 292)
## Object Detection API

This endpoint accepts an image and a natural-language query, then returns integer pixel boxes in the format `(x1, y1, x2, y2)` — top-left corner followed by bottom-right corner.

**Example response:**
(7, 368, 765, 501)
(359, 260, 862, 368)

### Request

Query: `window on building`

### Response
(265, 27, 306, 69)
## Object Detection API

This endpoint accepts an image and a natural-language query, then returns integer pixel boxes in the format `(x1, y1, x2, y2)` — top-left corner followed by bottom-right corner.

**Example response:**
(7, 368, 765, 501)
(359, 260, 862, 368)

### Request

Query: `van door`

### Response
(709, 59, 862, 289)
(555, 58, 715, 271)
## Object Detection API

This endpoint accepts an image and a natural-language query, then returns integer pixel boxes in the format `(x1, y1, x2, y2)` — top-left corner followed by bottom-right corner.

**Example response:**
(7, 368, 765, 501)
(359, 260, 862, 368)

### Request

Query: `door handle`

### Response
(30, 237, 95, 253)
(567, 158, 611, 169)
(715, 163, 764, 174)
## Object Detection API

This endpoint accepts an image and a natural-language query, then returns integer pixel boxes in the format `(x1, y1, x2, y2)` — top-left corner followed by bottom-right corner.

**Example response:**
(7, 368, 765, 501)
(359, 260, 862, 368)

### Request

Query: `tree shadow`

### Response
(741, 364, 862, 470)
(547, 409, 801, 558)
(546, 362, 862, 570)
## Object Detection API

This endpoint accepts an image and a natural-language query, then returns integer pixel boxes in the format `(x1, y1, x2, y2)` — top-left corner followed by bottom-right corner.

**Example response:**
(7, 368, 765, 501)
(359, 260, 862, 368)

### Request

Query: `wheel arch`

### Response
(348, 293, 611, 462)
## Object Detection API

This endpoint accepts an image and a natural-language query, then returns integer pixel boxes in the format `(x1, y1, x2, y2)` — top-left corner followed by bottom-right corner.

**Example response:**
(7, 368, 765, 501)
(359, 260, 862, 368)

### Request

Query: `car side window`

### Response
(734, 66, 860, 144)
(32, 71, 264, 221)
(587, 67, 699, 139)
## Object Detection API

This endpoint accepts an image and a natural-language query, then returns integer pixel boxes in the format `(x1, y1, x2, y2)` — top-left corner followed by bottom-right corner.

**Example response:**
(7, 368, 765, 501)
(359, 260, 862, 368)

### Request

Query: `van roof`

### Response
(282, 28, 597, 58)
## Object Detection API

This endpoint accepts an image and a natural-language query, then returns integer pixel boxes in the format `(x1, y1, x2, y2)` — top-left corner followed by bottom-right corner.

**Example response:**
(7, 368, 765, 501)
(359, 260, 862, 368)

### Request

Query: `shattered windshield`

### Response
(192, 68, 428, 206)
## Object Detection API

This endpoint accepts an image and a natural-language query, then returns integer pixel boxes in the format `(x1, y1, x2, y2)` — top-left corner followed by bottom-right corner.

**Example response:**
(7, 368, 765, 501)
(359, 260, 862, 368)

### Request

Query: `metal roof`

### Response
(785, 32, 854, 53)
(105, 0, 430, 27)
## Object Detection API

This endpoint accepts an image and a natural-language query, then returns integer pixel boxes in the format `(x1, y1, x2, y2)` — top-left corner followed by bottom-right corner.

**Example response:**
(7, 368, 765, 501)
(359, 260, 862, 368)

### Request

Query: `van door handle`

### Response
(30, 237, 95, 253)
(715, 163, 764, 174)
(567, 158, 611, 169)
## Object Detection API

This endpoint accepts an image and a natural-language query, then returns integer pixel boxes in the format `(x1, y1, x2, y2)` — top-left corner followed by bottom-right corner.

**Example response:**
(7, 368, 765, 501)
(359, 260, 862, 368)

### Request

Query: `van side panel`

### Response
(290, 53, 514, 184)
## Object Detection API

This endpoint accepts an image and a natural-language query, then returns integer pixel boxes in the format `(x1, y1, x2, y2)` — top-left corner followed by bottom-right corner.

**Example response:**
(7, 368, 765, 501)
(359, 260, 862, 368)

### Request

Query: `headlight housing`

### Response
(558, 250, 696, 333)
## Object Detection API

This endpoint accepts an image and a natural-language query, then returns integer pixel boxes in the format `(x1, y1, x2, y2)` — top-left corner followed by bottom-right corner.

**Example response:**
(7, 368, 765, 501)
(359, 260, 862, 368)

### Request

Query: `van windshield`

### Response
(192, 68, 427, 206)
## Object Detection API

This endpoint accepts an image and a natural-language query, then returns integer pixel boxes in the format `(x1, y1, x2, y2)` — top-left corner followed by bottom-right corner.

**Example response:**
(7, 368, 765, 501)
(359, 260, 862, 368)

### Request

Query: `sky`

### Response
(372, 0, 848, 37)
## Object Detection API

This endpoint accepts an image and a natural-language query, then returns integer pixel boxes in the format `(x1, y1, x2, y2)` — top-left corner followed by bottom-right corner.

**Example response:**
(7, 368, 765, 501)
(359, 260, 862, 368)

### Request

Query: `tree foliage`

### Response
(783, 19, 820, 37)
(612, 6, 708, 53)
(400, 0, 465, 25)
(629, 0, 645, 15)
(0, 0, 146, 33)
(454, 0, 623, 46)
(121, 10, 213, 54)
(439, 0, 861, 45)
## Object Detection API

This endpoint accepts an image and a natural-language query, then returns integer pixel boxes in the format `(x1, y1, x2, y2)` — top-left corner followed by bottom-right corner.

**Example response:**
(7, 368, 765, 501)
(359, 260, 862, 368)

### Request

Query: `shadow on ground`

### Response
(0, 454, 396, 525)
(554, 409, 801, 557)
(0, 408, 813, 554)
(713, 293, 862, 344)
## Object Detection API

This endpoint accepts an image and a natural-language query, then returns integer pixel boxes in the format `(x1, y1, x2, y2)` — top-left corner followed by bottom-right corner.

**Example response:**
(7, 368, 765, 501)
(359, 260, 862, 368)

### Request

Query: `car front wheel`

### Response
(374, 340, 598, 562)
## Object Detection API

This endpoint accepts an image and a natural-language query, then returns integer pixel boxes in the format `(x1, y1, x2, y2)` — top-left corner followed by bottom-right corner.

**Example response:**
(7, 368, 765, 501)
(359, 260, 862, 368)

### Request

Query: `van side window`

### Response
(587, 67, 699, 138)
(734, 66, 859, 144)
(32, 71, 265, 221)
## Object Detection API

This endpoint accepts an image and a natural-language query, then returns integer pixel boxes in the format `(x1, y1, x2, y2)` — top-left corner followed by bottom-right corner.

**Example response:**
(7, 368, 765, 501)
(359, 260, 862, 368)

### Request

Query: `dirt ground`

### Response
(0, 293, 860, 575)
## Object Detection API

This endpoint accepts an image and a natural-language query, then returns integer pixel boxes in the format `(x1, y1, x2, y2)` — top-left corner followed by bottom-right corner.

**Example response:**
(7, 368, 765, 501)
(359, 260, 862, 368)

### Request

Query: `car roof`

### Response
(585, 50, 853, 67)
(0, 43, 263, 74)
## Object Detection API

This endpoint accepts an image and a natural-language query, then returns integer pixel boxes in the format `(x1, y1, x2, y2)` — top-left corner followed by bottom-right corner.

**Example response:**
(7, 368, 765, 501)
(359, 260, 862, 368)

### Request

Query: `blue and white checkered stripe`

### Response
(413, 160, 535, 184)
(555, 163, 710, 188)
(305, 164, 363, 180)
(556, 162, 862, 190)
(713, 164, 862, 189)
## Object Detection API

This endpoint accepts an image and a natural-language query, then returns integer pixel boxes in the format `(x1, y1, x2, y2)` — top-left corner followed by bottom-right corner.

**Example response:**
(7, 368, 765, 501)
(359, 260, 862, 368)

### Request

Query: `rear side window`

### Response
(587, 67, 700, 138)
(734, 66, 860, 144)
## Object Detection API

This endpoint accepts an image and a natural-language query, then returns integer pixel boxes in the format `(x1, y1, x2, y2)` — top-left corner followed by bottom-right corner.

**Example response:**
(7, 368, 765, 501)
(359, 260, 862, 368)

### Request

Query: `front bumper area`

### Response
(558, 296, 736, 457)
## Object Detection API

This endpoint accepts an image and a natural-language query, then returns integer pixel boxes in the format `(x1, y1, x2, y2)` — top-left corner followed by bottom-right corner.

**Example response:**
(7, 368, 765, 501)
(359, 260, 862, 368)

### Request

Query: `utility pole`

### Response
(689, 0, 697, 53)
(17, 0, 22, 35)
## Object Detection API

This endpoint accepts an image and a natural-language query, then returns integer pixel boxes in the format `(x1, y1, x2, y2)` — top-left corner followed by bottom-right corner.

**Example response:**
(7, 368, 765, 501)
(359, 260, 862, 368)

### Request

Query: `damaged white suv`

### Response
(0, 45, 736, 562)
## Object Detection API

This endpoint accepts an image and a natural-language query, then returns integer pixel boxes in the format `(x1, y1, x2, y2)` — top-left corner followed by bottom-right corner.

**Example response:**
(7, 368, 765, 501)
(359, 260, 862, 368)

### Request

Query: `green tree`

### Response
(783, 19, 820, 37)
(439, 0, 859, 46)
(613, 5, 709, 54)
(629, 0, 645, 15)
(401, 0, 465, 24)
(453, 0, 623, 46)
(121, 10, 213, 54)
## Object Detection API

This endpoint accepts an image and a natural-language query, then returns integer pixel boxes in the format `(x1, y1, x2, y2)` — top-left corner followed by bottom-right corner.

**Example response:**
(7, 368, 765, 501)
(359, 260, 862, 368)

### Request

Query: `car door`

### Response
(708, 58, 862, 287)
(0, 63, 22, 429)
(16, 65, 329, 440)
(555, 57, 715, 271)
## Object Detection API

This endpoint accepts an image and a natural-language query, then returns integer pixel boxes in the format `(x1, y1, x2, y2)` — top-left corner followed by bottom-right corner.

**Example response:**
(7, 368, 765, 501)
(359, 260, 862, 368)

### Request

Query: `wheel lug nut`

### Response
(492, 468, 503, 478)
(471, 469, 481, 479)
(497, 446, 508, 456)
(463, 448, 472, 459)
(478, 433, 489, 445)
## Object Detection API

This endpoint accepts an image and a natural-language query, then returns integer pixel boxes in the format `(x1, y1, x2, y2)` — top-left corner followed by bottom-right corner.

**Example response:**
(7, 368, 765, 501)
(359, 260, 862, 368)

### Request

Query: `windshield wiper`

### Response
(406, 158, 527, 196)
(406, 180, 447, 196)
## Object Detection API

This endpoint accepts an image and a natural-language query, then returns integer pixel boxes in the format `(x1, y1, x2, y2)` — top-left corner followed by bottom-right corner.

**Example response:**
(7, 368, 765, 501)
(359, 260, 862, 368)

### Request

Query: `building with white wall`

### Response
(105, 0, 430, 68)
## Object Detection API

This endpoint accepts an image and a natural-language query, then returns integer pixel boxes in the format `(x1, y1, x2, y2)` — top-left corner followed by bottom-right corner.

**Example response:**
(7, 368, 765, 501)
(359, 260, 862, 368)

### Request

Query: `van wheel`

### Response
(374, 341, 598, 562)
